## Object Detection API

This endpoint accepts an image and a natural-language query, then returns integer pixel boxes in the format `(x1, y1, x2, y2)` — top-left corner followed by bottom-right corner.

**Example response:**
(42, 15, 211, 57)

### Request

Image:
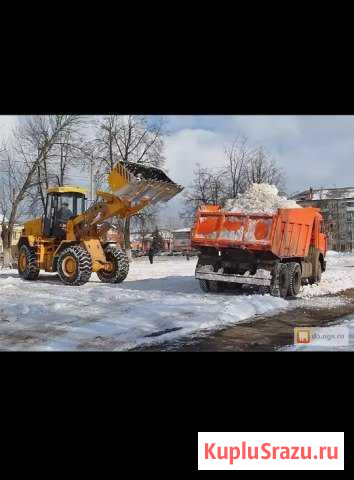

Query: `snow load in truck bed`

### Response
(224, 183, 301, 214)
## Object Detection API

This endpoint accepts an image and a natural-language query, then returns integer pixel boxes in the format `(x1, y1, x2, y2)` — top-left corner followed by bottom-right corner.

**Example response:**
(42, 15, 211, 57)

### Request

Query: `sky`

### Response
(2, 115, 354, 223)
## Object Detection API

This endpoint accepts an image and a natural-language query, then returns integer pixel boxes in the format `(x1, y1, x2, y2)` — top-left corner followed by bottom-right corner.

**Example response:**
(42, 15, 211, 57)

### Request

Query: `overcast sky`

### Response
(2, 115, 354, 221)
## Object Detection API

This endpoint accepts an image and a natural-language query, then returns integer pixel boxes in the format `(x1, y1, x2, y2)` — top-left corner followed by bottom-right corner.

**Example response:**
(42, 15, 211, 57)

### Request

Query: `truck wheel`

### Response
(199, 279, 210, 292)
(18, 245, 40, 280)
(279, 264, 290, 298)
(317, 262, 322, 283)
(309, 259, 322, 285)
(208, 280, 221, 293)
(97, 246, 129, 283)
(288, 262, 301, 297)
(57, 246, 92, 286)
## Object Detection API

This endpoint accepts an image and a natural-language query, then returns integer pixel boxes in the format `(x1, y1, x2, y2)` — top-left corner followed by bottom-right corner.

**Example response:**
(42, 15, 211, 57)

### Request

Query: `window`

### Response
(57, 194, 86, 217)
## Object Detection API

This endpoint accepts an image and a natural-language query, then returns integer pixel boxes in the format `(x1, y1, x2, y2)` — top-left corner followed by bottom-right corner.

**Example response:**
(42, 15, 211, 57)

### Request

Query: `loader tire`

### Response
(97, 246, 129, 284)
(18, 245, 40, 281)
(287, 262, 301, 297)
(57, 246, 92, 286)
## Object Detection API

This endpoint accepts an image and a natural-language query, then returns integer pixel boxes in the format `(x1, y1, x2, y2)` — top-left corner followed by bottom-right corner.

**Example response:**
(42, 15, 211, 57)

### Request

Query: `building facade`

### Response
(131, 229, 173, 253)
(292, 187, 354, 251)
(0, 224, 23, 256)
(172, 228, 191, 252)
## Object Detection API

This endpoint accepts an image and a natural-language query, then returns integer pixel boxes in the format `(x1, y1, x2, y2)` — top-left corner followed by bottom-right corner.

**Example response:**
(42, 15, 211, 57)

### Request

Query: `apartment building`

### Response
(292, 187, 354, 251)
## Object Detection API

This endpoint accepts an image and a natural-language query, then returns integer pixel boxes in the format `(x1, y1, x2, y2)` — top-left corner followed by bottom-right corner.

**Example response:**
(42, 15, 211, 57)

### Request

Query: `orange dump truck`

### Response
(191, 205, 327, 298)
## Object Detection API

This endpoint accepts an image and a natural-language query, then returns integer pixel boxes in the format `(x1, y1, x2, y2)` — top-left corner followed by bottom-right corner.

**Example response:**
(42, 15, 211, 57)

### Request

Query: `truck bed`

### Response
(191, 206, 320, 259)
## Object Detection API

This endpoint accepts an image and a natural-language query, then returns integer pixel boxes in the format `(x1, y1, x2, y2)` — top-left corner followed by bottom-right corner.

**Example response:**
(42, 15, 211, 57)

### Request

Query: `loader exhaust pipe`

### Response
(108, 161, 183, 205)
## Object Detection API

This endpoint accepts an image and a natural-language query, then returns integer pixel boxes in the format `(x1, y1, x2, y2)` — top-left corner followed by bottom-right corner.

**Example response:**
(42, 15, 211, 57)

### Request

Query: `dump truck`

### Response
(191, 205, 327, 298)
(17, 162, 183, 286)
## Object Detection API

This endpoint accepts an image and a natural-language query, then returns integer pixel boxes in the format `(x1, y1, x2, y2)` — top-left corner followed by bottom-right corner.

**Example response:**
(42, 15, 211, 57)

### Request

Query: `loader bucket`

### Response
(108, 161, 183, 205)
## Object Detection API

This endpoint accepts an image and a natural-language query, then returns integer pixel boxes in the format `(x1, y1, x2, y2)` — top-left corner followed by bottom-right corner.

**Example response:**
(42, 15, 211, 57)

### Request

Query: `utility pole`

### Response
(90, 157, 94, 205)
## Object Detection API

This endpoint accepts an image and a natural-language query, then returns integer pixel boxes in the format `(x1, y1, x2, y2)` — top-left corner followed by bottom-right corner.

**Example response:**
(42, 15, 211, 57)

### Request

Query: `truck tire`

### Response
(209, 280, 222, 293)
(198, 279, 224, 293)
(279, 264, 290, 298)
(287, 262, 301, 297)
(199, 279, 210, 292)
(18, 245, 40, 281)
(309, 259, 322, 285)
(57, 245, 92, 286)
(270, 263, 289, 298)
(97, 246, 129, 283)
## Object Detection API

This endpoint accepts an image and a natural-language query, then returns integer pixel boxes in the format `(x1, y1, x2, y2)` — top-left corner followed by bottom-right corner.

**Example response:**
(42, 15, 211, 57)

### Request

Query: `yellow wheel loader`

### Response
(17, 162, 183, 286)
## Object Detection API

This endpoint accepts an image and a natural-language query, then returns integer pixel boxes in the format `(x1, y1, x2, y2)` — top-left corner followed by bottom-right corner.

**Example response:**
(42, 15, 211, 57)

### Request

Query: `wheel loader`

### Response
(17, 162, 183, 286)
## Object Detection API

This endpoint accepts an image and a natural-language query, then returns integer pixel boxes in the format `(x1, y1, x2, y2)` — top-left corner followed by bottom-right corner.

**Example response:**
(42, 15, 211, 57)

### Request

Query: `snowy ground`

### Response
(1, 252, 354, 351)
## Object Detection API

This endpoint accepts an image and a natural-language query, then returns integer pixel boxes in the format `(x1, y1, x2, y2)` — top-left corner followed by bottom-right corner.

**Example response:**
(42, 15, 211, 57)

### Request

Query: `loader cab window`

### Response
(57, 195, 74, 221)
(43, 191, 86, 237)
(56, 193, 86, 219)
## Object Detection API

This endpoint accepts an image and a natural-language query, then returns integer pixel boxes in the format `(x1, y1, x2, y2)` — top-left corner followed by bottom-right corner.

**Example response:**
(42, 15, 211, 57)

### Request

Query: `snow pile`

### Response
(0, 258, 287, 351)
(1, 251, 354, 351)
(326, 250, 340, 257)
(299, 253, 354, 298)
(300, 272, 354, 297)
(225, 183, 301, 214)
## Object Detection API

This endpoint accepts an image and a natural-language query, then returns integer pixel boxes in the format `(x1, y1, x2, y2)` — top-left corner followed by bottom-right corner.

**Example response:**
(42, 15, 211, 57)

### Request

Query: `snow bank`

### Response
(299, 252, 354, 297)
(326, 250, 340, 257)
(0, 258, 287, 351)
(225, 183, 301, 214)
(1, 251, 354, 351)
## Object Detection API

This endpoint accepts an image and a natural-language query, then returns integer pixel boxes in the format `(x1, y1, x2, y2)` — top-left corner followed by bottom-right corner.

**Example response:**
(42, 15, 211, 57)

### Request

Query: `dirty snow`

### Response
(1, 251, 354, 351)
(0, 257, 287, 351)
(224, 183, 301, 214)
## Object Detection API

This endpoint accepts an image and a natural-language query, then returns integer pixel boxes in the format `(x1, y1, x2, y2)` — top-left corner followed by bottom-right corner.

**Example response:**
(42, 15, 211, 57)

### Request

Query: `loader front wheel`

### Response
(97, 246, 129, 284)
(57, 246, 92, 286)
(18, 245, 40, 281)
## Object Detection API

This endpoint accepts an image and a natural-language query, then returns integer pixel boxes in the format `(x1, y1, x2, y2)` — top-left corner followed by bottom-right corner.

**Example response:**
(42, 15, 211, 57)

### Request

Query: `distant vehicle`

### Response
(192, 205, 327, 298)
(132, 249, 144, 258)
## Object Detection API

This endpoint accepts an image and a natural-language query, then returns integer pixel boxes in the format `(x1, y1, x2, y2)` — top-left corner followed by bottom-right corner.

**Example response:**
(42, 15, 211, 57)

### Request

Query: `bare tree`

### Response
(183, 163, 227, 221)
(0, 115, 84, 267)
(223, 136, 250, 198)
(27, 118, 88, 213)
(182, 139, 285, 221)
(131, 207, 157, 248)
(245, 146, 284, 190)
(92, 115, 166, 258)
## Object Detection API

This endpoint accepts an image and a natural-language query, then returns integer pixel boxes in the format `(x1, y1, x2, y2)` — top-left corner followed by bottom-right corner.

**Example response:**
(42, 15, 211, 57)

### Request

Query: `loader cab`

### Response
(43, 186, 87, 237)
